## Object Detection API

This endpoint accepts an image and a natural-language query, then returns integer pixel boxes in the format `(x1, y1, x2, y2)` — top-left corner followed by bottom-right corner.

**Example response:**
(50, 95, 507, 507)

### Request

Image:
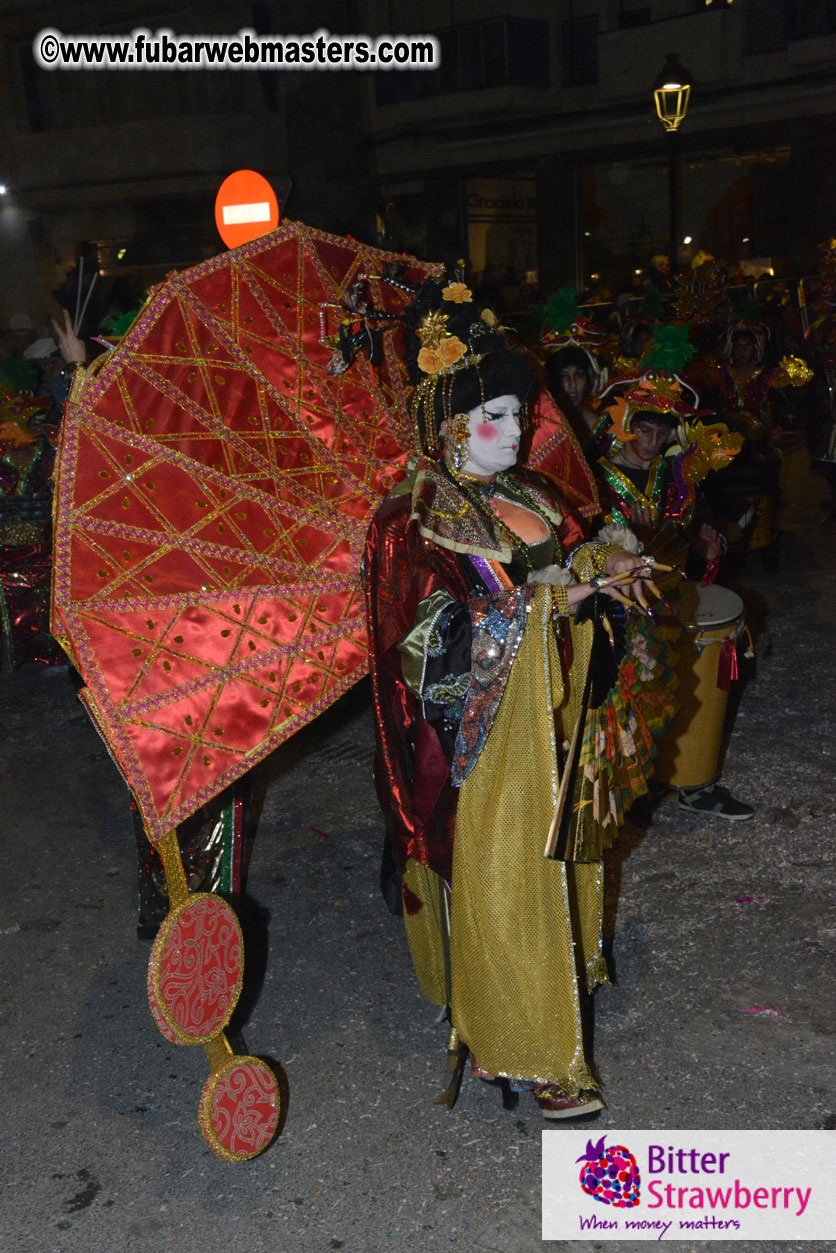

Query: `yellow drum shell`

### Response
(728, 493, 776, 552)
(748, 494, 777, 551)
(654, 583, 744, 790)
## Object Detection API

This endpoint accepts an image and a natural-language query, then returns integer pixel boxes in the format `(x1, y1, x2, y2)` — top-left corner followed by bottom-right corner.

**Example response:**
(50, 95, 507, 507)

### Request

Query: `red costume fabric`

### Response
(51, 224, 442, 841)
(363, 460, 585, 883)
(51, 223, 598, 843)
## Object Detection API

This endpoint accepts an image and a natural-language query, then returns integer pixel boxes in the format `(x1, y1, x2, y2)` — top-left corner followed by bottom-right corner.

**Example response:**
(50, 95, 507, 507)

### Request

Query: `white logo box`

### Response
(542, 1129, 836, 1241)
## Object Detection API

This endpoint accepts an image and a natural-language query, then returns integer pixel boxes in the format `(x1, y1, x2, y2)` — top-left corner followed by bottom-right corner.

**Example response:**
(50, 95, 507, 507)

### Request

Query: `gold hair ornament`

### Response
(448, 413, 471, 472)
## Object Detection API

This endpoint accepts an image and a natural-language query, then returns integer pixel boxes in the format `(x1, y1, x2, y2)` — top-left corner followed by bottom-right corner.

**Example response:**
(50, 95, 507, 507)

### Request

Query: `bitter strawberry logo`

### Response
(577, 1136, 641, 1207)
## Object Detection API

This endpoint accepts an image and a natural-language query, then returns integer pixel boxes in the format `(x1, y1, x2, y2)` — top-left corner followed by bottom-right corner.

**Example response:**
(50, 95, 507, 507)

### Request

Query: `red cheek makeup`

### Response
(475, 422, 499, 440)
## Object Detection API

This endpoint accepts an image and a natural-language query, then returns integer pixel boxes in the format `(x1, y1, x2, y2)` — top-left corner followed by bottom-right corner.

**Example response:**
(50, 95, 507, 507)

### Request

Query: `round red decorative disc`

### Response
(198, 1056, 280, 1161)
(148, 893, 243, 1045)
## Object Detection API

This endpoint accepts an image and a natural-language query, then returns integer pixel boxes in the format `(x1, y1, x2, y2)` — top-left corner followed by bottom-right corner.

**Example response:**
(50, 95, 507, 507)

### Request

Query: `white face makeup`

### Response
(455, 394, 523, 478)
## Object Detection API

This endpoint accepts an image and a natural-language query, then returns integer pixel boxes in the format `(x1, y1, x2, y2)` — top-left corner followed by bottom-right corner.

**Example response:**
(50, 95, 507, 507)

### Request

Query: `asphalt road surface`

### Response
(2, 450, 834, 1253)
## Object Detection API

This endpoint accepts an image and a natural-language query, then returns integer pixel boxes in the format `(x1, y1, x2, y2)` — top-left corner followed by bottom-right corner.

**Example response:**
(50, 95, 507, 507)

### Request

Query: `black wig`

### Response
(403, 279, 533, 453)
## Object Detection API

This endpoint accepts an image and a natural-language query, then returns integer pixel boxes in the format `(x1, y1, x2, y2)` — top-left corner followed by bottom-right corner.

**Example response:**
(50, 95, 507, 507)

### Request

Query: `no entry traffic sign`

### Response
(214, 170, 280, 249)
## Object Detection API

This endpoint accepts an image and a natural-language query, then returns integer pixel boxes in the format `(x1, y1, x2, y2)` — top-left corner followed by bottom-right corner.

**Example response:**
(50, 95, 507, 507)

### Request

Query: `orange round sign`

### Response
(214, 170, 279, 249)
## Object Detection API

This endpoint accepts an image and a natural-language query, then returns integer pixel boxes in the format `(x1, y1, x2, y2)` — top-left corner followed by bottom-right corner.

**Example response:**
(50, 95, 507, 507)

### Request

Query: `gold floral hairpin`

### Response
(441, 281, 473, 304)
(416, 309, 467, 377)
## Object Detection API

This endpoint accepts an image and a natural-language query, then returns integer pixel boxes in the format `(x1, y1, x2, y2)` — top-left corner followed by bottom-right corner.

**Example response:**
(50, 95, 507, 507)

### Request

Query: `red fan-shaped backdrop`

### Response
(52, 221, 597, 842)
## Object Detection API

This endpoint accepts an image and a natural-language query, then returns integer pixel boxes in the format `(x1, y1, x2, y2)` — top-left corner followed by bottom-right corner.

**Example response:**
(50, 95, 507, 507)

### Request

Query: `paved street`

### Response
(2, 450, 834, 1253)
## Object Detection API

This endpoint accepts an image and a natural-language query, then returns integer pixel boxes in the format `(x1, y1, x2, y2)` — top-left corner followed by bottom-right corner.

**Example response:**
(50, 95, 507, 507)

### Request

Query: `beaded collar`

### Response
(409, 457, 563, 563)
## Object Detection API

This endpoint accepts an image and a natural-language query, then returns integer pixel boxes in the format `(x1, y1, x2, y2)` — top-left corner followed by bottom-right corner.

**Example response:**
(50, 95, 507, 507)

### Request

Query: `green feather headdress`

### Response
(640, 324, 697, 375)
(0, 352, 39, 395)
(541, 288, 581, 334)
(100, 309, 141, 337)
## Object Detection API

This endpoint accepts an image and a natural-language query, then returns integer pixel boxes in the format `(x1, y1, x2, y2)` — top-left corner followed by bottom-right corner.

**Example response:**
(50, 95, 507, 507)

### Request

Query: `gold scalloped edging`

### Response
(198, 1055, 280, 1162)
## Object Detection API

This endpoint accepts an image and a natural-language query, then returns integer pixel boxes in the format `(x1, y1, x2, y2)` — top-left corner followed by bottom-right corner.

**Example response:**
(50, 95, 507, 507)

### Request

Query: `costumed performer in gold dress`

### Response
(363, 280, 678, 1117)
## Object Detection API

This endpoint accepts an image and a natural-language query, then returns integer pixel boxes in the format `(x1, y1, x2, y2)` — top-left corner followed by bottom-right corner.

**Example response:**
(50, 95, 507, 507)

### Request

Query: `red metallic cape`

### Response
(364, 490, 461, 881)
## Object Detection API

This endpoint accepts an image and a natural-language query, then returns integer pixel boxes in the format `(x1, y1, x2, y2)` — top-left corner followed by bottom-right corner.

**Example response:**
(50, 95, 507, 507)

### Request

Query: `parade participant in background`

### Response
(700, 319, 812, 563)
(595, 328, 723, 571)
(805, 309, 836, 524)
(803, 240, 836, 524)
(544, 345, 598, 443)
(364, 278, 678, 1118)
(609, 312, 658, 379)
(0, 351, 63, 669)
(715, 321, 810, 442)
(592, 339, 752, 822)
(539, 288, 607, 456)
(670, 255, 731, 359)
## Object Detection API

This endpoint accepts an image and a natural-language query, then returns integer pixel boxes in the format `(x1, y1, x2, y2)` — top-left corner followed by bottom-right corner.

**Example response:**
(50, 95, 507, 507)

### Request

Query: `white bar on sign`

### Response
(222, 201, 272, 226)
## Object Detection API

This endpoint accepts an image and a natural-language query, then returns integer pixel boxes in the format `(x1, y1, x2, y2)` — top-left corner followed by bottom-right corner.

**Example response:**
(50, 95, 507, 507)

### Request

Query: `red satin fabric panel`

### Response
(51, 219, 596, 844)
(51, 222, 442, 839)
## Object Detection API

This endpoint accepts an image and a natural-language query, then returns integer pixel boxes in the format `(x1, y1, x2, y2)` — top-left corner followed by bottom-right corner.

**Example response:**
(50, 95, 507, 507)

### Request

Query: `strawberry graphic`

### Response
(577, 1136, 641, 1208)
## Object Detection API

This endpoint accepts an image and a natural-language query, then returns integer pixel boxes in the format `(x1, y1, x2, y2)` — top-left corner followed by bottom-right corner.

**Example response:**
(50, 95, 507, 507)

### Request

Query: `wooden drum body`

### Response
(654, 583, 745, 790)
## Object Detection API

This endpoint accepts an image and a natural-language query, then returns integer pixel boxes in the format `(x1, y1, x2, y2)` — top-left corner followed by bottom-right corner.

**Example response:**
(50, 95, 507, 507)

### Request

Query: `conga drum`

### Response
(654, 583, 745, 790)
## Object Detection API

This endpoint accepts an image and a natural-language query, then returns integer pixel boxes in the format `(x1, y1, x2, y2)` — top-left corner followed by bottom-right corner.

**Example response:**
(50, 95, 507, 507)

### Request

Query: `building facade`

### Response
(0, 0, 834, 331)
(0, 0, 376, 332)
(357, 0, 836, 303)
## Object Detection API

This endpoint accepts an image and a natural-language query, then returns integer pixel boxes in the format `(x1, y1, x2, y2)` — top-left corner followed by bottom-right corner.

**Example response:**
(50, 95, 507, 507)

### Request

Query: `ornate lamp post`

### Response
(653, 53, 692, 277)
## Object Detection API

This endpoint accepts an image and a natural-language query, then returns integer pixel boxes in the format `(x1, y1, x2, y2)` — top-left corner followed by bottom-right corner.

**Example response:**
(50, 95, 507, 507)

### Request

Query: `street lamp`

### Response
(653, 53, 691, 133)
(653, 53, 692, 276)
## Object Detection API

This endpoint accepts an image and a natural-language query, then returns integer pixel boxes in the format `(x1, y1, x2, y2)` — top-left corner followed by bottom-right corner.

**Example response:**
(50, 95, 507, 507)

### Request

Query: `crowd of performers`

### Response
(363, 260, 824, 1118)
(4, 244, 835, 1125)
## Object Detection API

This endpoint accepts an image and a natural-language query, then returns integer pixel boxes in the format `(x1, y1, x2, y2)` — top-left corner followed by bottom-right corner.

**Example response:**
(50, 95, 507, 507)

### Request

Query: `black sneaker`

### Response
(677, 784, 754, 821)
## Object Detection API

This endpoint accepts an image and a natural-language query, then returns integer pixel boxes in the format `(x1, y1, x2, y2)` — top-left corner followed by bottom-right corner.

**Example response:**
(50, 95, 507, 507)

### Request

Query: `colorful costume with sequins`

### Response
(713, 356, 812, 442)
(0, 386, 63, 669)
(364, 458, 677, 1092)
(699, 356, 810, 550)
(596, 451, 674, 528)
(805, 314, 836, 517)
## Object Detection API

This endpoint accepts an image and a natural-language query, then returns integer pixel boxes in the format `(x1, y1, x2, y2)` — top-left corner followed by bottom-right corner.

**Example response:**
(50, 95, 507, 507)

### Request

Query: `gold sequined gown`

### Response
(366, 460, 675, 1092)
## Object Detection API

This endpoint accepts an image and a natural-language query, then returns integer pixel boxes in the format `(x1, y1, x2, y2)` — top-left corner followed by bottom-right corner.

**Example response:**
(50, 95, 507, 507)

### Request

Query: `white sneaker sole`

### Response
(677, 802, 754, 821)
